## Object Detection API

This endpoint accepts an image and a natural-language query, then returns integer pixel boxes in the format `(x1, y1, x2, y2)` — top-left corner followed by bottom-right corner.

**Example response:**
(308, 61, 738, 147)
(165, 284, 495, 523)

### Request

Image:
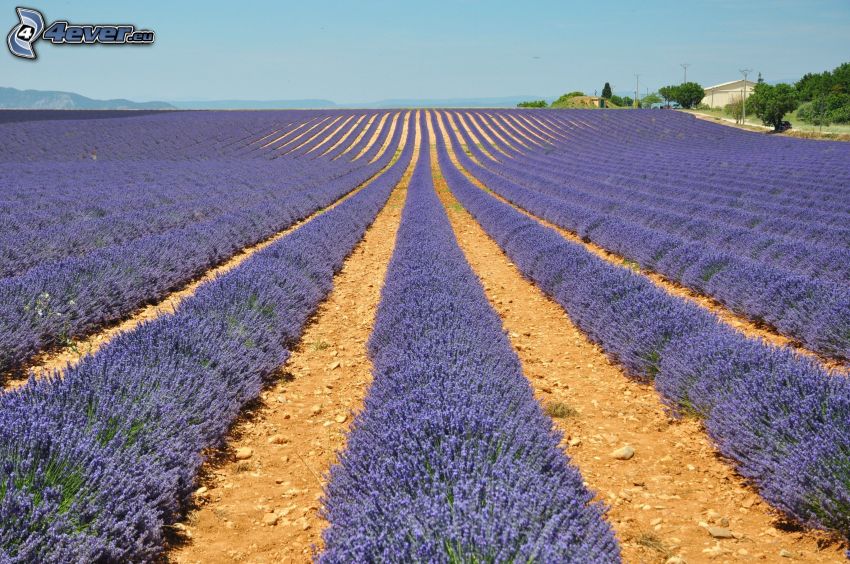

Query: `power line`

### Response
(739, 68, 753, 124)
(634, 74, 640, 108)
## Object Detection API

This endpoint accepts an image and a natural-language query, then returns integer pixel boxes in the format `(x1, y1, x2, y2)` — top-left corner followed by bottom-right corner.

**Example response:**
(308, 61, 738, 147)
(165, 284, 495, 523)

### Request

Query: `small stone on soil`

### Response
(262, 513, 279, 526)
(235, 447, 253, 460)
(610, 446, 635, 460)
(708, 526, 734, 539)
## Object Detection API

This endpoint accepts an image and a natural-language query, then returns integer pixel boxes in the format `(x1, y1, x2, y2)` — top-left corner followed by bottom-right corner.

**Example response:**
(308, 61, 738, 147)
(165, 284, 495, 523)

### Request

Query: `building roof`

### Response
(704, 79, 756, 92)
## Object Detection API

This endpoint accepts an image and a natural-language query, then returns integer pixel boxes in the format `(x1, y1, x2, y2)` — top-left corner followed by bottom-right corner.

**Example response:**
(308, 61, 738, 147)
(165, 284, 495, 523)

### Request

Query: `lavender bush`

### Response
(0, 111, 398, 373)
(435, 121, 850, 539)
(446, 110, 850, 362)
(0, 114, 414, 562)
(320, 116, 619, 562)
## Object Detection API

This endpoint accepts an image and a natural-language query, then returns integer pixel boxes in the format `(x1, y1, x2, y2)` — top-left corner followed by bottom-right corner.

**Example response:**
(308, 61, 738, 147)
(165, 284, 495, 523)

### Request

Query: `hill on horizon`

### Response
(0, 87, 174, 110)
(1, 87, 551, 110)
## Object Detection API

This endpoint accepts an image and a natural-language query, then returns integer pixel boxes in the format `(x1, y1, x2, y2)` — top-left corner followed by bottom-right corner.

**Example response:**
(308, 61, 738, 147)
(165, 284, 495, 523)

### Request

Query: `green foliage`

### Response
(796, 62, 850, 102)
(641, 93, 662, 107)
(516, 99, 547, 108)
(724, 96, 744, 123)
(658, 85, 675, 102)
(797, 92, 850, 125)
(544, 401, 578, 419)
(672, 82, 705, 109)
(748, 82, 799, 130)
(658, 83, 704, 109)
(601, 82, 612, 99)
(552, 91, 585, 106)
(621, 96, 634, 108)
(797, 101, 831, 126)
(609, 95, 625, 107)
(794, 62, 850, 124)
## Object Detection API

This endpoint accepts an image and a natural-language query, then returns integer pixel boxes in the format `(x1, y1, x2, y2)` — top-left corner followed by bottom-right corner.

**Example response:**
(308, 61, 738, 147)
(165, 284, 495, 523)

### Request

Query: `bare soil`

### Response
(317, 114, 366, 157)
(167, 114, 416, 564)
(3, 115, 398, 390)
(262, 117, 330, 149)
(429, 111, 846, 563)
(450, 112, 847, 374)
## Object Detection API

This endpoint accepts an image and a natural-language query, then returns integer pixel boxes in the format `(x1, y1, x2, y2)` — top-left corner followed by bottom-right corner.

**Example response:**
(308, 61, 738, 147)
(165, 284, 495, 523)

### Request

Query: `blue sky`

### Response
(2, 0, 849, 102)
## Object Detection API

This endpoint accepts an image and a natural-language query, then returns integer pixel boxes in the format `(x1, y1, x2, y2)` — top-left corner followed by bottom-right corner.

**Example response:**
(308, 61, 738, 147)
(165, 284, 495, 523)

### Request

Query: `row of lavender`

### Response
(0, 110, 365, 162)
(451, 111, 850, 362)
(0, 112, 398, 373)
(0, 112, 386, 276)
(435, 117, 850, 539)
(0, 114, 414, 562)
(495, 110, 850, 221)
(321, 118, 619, 562)
(476, 111, 850, 252)
(519, 110, 850, 209)
(472, 112, 850, 281)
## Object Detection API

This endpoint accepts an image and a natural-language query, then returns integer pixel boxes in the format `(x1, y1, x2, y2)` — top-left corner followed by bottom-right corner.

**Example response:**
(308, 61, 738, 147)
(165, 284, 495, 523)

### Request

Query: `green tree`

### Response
(796, 101, 831, 126)
(658, 85, 676, 104)
(641, 93, 662, 107)
(670, 82, 705, 109)
(621, 96, 634, 108)
(517, 100, 548, 108)
(609, 95, 625, 107)
(796, 63, 850, 101)
(748, 82, 799, 130)
(601, 82, 612, 99)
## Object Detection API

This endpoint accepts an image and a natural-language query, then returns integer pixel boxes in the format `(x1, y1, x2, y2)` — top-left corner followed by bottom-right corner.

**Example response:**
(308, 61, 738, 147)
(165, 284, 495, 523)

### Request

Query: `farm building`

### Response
(701, 79, 756, 108)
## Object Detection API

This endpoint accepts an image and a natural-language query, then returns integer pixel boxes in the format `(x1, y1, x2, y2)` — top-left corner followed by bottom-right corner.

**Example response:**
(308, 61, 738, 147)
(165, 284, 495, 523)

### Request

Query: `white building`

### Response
(701, 79, 756, 109)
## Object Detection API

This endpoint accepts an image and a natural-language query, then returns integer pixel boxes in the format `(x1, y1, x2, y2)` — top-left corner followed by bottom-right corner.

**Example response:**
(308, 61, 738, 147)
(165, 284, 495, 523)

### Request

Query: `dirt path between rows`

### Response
(302, 116, 355, 156)
(168, 114, 417, 564)
(483, 112, 537, 148)
(317, 114, 367, 157)
(3, 117, 399, 391)
(428, 111, 845, 563)
(450, 111, 847, 373)
(279, 117, 344, 156)
(263, 117, 328, 149)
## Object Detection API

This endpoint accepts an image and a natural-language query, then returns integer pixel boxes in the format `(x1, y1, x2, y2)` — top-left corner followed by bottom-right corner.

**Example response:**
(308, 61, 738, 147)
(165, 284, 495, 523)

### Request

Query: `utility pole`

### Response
(634, 74, 640, 108)
(739, 68, 752, 124)
(680, 63, 690, 83)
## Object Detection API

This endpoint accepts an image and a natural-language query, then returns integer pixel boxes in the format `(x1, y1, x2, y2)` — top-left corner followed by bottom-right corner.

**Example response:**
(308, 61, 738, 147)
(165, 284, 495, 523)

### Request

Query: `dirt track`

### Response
(168, 113, 417, 564)
(2, 115, 398, 390)
(449, 110, 847, 374)
(430, 111, 844, 563)
(164, 112, 845, 563)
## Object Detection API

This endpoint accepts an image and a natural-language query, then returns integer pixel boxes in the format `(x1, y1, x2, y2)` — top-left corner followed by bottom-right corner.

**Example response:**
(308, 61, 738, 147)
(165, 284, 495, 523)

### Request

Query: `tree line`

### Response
(515, 62, 850, 131)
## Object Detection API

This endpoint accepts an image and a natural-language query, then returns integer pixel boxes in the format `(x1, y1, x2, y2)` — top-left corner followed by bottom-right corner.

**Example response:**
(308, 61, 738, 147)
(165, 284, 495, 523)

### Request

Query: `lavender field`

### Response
(1, 109, 849, 562)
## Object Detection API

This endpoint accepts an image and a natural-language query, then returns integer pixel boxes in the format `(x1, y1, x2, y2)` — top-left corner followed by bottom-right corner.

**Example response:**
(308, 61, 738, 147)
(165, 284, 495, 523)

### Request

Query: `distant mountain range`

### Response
(0, 87, 175, 110)
(0, 87, 549, 110)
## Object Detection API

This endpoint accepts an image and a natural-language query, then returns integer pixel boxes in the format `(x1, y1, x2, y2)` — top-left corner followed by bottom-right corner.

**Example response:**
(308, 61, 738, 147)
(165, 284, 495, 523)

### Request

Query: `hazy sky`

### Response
(2, 0, 849, 102)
